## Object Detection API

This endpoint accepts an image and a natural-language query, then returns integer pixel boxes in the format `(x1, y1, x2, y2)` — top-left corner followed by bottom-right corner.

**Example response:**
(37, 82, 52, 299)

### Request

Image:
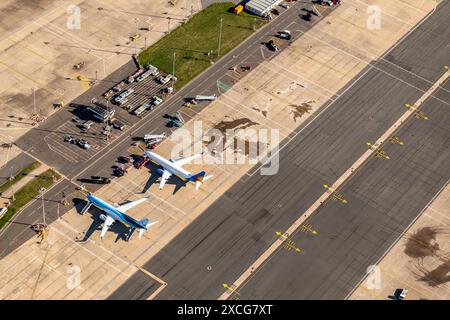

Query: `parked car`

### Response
(135, 157, 148, 169)
(267, 39, 280, 51)
(89, 176, 111, 184)
(133, 103, 151, 116)
(77, 139, 91, 149)
(136, 66, 158, 82)
(162, 87, 174, 95)
(122, 104, 133, 111)
(118, 156, 131, 164)
(126, 75, 135, 84)
(81, 120, 93, 130)
(278, 30, 291, 40)
(114, 88, 135, 105)
(64, 135, 75, 143)
(303, 12, 312, 21)
(114, 164, 129, 176)
(114, 168, 125, 177)
(152, 96, 163, 106)
(271, 8, 280, 15)
(112, 120, 126, 131)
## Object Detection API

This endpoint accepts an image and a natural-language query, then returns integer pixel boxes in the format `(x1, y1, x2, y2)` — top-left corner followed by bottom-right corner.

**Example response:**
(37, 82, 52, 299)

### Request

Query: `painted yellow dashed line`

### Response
(218, 67, 450, 300)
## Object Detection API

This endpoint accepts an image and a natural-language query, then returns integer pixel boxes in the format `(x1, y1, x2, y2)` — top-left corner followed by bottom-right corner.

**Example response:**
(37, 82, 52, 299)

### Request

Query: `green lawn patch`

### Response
(0, 169, 61, 230)
(138, 2, 266, 89)
(0, 161, 41, 195)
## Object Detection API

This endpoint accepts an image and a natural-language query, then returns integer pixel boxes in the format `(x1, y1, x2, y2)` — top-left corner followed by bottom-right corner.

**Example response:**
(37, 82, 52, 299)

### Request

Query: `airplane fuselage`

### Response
(87, 194, 142, 229)
(145, 151, 192, 181)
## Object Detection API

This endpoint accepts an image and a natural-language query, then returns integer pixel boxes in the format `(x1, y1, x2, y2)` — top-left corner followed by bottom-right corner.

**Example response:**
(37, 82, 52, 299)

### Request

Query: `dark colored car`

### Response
(135, 157, 149, 169)
(267, 40, 280, 51)
(64, 135, 75, 143)
(114, 168, 125, 177)
(112, 120, 126, 131)
(89, 176, 111, 184)
(118, 156, 132, 164)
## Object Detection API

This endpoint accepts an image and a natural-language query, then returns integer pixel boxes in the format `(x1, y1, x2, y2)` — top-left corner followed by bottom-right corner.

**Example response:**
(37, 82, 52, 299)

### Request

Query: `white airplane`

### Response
(83, 194, 158, 241)
(144, 151, 213, 191)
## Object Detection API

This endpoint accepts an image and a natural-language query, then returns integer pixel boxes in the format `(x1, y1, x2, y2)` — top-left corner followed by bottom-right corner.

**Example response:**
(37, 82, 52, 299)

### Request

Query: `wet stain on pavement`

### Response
(417, 262, 450, 287)
(404, 227, 440, 259)
(290, 102, 313, 122)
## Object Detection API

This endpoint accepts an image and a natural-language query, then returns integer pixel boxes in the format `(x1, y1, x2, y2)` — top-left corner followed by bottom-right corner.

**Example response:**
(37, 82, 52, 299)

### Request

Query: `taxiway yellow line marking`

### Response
(222, 283, 240, 296)
(0, 60, 61, 97)
(9, 38, 52, 63)
(218, 68, 450, 300)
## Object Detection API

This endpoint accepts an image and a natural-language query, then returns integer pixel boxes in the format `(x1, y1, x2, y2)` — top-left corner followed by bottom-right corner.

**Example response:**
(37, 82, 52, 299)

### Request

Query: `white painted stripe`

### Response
(218, 68, 450, 300)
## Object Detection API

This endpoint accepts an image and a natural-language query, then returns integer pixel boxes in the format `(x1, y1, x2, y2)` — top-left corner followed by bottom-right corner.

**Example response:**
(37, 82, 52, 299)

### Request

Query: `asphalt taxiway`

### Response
(109, 1, 450, 299)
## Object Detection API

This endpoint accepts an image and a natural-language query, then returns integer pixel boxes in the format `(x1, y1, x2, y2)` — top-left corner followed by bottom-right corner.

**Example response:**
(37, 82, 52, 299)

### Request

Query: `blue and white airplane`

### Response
(83, 193, 158, 240)
(144, 151, 213, 191)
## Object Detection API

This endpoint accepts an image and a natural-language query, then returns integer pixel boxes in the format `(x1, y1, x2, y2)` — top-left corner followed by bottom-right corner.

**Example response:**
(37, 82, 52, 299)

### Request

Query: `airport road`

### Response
(0, 178, 77, 258)
(15, 1, 322, 180)
(0, 152, 34, 186)
(108, 2, 450, 299)
(1, 3, 333, 256)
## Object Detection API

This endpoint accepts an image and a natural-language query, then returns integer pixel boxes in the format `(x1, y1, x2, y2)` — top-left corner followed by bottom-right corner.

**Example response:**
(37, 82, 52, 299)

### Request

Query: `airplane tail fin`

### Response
(194, 173, 213, 191)
(190, 171, 206, 182)
(138, 218, 159, 239)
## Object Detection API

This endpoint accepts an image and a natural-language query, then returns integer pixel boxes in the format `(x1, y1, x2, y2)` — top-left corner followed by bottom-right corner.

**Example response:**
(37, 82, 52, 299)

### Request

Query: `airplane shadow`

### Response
(141, 161, 186, 195)
(72, 198, 131, 243)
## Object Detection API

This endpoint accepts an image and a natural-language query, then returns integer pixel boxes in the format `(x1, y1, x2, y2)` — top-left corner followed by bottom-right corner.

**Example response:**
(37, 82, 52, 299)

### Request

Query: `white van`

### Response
(195, 94, 217, 102)
(136, 65, 158, 82)
(82, 120, 93, 130)
(114, 88, 134, 105)
(158, 74, 177, 84)
(133, 103, 151, 116)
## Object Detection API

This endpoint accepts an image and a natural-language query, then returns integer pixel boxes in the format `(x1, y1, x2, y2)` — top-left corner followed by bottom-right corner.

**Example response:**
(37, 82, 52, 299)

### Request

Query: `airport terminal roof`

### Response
(245, 0, 284, 16)
(87, 101, 115, 119)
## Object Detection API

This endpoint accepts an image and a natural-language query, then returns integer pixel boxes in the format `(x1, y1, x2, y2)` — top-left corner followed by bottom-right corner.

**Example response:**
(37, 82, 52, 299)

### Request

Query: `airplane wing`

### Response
(171, 154, 202, 167)
(100, 215, 115, 239)
(115, 197, 150, 212)
(159, 170, 172, 189)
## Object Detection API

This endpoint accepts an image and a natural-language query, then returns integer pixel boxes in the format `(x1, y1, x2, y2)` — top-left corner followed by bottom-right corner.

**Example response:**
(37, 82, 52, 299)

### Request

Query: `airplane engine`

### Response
(81, 201, 92, 215)
(156, 168, 164, 176)
(99, 214, 107, 222)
